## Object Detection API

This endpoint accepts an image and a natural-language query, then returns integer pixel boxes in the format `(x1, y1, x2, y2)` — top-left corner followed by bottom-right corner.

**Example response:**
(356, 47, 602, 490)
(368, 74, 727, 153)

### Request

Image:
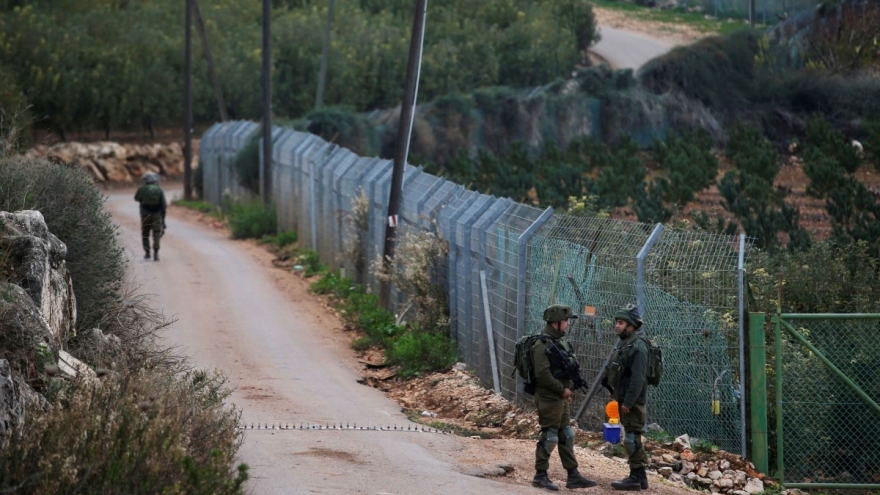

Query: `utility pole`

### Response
(193, 0, 228, 121)
(184, 0, 193, 200)
(378, 0, 428, 309)
(749, 0, 755, 27)
(261, 0, 273, 204)
(315, 0, 335, 110)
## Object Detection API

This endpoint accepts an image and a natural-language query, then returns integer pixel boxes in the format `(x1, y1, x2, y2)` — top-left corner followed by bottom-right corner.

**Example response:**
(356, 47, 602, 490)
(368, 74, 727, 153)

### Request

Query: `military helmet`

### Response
(543, 304, 578, 323)
(613, 304, 642, 329)
(140, 172, 160, 184)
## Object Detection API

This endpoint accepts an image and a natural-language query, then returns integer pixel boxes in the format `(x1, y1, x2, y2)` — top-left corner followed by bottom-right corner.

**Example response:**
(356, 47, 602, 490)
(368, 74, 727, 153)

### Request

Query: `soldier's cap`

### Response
(543, 304, 578, 323)
(613, 304, 643, 329)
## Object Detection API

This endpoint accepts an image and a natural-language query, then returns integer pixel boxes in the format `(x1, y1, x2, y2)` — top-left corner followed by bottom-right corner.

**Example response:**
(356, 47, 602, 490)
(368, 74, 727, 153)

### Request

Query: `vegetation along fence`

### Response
(199, 121, 752, 456)
(749, 313, 880, 489)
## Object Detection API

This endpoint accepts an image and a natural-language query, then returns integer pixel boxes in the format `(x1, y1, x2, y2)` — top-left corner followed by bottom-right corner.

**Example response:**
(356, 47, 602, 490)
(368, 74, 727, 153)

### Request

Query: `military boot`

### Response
(532, 470, 559, 491)
(611, 468, 645, 491)
(153, 249, 159, 262)
(144, 250, 151, 260)
(566, 468, 598, 489)
(636, 467, 649, 489)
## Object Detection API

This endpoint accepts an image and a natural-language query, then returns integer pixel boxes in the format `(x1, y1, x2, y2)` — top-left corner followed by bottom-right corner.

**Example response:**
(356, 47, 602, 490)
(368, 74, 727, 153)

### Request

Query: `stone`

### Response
(58, 350, 97, 381)
(720, 460, 731, 470)
(662, 453, 677, 464)
(709, 471, 724, 480)
(744, 478, 764, 494)
(673, 434, 691, 452)
(0, 211, 75, 346)
(695, 476, 713, 487)
(715, 478, 735, 489)
(454, 362, 467, 371)
(732, 491, 750, 495)
(734, 471, 748, 485)
(681, 449, 698, 462)
(685, 472, 697, 482)
(697, 467, 709, 477)
(659, 467, 673, 478)
(0, 359, 24, 440)
(670, 473, 684, 483)
(681, 461, 695, 475)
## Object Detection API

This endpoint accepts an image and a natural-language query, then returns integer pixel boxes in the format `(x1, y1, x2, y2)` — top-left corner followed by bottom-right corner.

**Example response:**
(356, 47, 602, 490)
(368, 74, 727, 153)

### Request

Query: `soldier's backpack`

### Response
(512, 334, 548, 395)
(640, 335, 663, 386)
(139, 184, 164, 207)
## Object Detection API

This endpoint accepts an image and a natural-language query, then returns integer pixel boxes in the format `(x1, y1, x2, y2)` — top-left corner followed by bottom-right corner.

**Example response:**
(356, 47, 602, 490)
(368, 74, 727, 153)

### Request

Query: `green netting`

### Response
(775, 316, 880, 486)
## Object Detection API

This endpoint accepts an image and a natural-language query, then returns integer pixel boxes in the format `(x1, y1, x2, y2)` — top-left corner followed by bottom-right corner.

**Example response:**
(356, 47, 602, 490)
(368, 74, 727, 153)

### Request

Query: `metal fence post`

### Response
(636, 223, 664, 313)
(310, 156, 318, 252)
(481, 270, 501, 395)
(773, 314, 785, 483)
(515, 206, 554, 401)
(749, 312, 769, 474)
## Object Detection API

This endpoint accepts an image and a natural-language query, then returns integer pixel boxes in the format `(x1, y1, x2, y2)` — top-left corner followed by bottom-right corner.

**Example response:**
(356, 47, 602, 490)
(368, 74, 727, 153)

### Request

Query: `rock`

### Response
(720, 460, 731, 470)
(659, 467, 673, 478)
(732, 491, 750, 495)
(454, 362, 467, 371)
(681, 449, 698, 462)
(709, 470, 724, 480)
(744, 478, 764, 494)
(697, 467, 709, 478)
(662, 453, 676, 464)
(58, 350, 97, 381)
(0, 211, 75, 346)
(734, 471, 748, 485)
(686, 472, 697, 482)
(715, 478, 735, 489)
(0, 359, 24, 439)
(681, 461, 695, 475)
(420, 410, 437, 418)
(673, 434, 691, 452)
(695, 476, 713, 487)
(646, 422, 664, 433)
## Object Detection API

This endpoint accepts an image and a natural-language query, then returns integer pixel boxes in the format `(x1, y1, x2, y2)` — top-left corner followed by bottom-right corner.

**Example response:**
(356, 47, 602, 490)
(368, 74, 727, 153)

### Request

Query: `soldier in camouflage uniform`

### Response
(607, 304, 649, 491)
(531, 304, 598, 491)
(134, 172, 167, 261)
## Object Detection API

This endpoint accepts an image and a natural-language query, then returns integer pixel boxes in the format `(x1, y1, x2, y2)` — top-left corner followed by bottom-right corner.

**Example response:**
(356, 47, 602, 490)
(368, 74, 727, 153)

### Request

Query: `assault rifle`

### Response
(545, 341, 590, 394)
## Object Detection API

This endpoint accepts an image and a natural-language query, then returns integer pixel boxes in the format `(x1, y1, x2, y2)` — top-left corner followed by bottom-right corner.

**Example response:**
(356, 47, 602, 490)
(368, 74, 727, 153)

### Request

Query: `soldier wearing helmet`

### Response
(530, 304, 597, 491)
(134, 172, 167, 261)
(606, 304, 650, 491)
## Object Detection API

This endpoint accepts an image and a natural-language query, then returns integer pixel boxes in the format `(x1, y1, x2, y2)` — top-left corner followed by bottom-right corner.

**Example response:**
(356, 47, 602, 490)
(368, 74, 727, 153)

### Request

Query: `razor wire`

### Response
(199, 121, 750, 454)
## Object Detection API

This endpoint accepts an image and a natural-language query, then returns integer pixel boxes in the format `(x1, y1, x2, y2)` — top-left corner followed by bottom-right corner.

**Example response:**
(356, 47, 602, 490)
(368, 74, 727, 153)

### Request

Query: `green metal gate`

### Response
(751, 313, 880, 489)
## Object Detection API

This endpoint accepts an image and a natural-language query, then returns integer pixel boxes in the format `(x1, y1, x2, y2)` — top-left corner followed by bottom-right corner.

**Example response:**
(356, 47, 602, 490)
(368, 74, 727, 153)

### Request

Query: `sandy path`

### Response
(105, 186, 548, 495)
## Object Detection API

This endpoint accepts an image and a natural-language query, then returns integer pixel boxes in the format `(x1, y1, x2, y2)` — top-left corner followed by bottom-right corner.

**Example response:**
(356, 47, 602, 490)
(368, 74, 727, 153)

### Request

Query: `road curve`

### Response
(591, 25, 675, 71)
(105, 187, 541, 495)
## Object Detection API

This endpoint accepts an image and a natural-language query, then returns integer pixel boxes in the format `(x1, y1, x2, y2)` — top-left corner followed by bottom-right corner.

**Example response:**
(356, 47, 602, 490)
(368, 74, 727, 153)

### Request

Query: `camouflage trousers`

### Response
(621, 402, 648, 470)
(534, 393, 579, 472)
(141, 212, 163, 253)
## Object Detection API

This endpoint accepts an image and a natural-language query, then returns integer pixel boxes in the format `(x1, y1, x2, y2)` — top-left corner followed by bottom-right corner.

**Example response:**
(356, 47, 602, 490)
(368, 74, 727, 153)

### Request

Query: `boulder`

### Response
(0, 282, 58, 366)
(744, 478, 764, 494)
(0, 210, 75, 346)
(673, 434, 691, 452)
(0, 359, 24, 439)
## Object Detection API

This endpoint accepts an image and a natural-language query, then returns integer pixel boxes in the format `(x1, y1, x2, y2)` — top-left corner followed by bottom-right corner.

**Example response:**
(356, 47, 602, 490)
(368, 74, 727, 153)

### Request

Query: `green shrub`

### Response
(306, 107, 378, 156)
(389, 328, 458, 378)
(298, 249, 324, 277)
(175, 199, 218, 215)
(259, 230, 298, 249)
(0, 156, 124, 332)
(0, 370, 247, 494)
(226, 199, 277, 240)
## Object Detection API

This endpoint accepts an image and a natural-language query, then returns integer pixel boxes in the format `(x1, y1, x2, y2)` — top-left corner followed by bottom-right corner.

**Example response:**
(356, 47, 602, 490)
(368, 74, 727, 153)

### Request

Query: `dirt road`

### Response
(106, 186, 699, 495)
(106, 187, 554, 495)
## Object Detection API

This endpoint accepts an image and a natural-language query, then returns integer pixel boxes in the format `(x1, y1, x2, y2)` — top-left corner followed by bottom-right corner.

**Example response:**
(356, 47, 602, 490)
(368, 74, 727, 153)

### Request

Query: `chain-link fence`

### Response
(199, 121, 750, 454)
(772, 314, 880, 488)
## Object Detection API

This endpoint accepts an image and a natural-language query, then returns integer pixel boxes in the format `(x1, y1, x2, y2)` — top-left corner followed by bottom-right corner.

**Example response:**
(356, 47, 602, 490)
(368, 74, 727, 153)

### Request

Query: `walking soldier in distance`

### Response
(607, 304, 650, 490)
(134, 172, 167, 261)
(531, 304, 598, 491)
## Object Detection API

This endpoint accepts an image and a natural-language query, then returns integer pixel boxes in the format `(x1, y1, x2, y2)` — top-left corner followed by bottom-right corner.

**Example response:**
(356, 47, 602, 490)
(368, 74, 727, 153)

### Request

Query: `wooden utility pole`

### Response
(315, 0, 335, 110)
(184, 0, 193, 200)
(193, 0, 228, 121)
(378, 0, 428, 309)
(261, 0, 273, 203)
